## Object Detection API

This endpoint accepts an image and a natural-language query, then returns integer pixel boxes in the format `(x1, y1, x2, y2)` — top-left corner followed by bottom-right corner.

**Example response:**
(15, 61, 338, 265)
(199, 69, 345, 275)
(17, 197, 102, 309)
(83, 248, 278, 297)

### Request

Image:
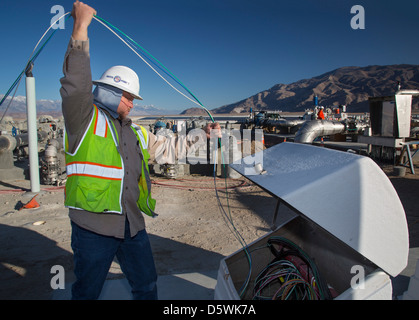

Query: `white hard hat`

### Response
(93, 65, 143, 100)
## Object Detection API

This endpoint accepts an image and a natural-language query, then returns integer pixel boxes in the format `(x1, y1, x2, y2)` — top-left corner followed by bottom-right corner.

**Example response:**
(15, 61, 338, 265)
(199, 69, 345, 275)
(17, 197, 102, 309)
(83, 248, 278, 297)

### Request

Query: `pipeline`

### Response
(261, 118, 307, 132)
(152, 177, 251, 190)
(264, 118, 306, 129)
(0, 131, 49, 153)
(0, 135, 17, 152)
(294, 120, 346, 143)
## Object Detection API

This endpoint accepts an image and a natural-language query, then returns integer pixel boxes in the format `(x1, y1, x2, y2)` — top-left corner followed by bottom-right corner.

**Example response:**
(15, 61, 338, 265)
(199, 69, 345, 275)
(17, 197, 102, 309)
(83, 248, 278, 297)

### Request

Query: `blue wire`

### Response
(102, 22, 196, 106)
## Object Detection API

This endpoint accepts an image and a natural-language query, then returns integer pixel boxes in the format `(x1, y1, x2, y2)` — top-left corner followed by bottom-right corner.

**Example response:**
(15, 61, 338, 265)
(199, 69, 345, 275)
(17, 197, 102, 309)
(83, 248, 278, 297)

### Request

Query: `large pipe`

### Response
(294, 120, 345, 143)
(0, 135, 17, 152)
(1, 131, 49, 152)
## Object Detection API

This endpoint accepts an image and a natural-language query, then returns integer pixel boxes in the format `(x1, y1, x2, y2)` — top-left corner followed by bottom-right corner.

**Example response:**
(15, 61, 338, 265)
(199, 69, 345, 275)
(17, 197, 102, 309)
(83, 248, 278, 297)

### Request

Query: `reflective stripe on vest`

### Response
(66, 161, 123, 180)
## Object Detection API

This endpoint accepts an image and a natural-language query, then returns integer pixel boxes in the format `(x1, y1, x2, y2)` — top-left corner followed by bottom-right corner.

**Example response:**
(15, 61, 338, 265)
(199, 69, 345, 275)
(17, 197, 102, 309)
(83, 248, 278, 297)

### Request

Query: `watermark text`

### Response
(350, 5, 365, 30)
(50, 265, 65, 289)
(50, 5, 66, 29)
(154, 127, 264, 175)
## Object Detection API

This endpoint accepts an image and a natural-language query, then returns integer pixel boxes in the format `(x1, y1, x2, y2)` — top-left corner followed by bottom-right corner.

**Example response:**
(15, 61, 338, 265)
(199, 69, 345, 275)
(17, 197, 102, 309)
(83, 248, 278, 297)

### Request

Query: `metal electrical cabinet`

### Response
(214, 142, 409, 300)
(369, 93, 413, 138)
(358, 90, 419, 163)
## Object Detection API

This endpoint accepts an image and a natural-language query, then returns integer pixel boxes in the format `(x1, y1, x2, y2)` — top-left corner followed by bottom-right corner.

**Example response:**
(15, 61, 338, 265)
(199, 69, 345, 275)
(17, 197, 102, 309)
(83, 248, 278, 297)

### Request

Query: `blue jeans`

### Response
(71, 220, 158, 300)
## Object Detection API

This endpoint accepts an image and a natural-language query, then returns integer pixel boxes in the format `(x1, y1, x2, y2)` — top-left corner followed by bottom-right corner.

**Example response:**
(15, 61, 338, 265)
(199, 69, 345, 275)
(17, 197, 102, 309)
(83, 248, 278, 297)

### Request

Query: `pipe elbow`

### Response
(294, 120, 345, 144)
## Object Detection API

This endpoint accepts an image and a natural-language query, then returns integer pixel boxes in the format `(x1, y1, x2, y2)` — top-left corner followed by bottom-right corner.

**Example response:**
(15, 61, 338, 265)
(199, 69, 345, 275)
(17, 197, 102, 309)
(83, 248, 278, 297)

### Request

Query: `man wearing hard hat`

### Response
(317, 106, 325, 120)
(60, 1, 220, 300)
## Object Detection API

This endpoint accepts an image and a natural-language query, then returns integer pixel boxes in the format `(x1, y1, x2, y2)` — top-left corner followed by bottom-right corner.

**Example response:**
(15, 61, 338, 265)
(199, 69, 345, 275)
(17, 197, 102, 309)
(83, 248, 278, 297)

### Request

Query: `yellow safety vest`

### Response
(63, 105, 156, 217)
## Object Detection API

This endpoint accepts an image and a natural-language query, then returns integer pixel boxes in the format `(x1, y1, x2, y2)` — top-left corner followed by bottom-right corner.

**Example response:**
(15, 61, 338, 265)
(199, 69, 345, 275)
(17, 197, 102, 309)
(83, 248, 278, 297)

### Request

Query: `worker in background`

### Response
(60, 1, 220, 300)
(154, 120, 167, 134)
(317, 106, 325, 120)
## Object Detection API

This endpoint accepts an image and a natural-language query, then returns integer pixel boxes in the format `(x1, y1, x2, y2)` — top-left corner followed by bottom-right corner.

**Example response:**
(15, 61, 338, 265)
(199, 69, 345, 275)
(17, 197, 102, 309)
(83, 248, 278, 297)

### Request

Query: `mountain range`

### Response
(211, 64, 419, 114)
(0, 95, 179, 119)
(2, 64, 418, 119)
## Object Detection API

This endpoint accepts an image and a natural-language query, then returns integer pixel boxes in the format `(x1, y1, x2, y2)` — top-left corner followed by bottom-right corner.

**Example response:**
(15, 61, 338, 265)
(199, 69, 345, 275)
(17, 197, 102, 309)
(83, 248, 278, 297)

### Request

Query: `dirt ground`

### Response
(0, 159, 418, 300)
(0, 174, 277, 300)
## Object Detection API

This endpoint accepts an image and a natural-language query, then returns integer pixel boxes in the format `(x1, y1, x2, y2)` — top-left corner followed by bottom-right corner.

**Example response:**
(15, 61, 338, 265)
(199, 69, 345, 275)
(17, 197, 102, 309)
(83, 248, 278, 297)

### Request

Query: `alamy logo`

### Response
(50, 265, 65, 289)
(350, 265, 365, 290)
(350, 5, 365, 30)
(154, 127, 264, 176)
(50, 5, 66, 30)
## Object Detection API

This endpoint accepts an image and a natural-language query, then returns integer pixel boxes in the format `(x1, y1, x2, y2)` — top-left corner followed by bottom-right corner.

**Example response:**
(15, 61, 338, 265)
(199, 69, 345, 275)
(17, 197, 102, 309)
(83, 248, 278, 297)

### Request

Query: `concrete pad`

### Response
(53, 270, 217, 300)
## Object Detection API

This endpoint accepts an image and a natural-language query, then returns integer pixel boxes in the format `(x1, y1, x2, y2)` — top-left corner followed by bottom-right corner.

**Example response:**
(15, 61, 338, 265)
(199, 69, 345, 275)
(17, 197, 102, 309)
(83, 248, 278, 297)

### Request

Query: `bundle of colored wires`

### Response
(253, 259, 318, 300)
(252, 236, 332, 300)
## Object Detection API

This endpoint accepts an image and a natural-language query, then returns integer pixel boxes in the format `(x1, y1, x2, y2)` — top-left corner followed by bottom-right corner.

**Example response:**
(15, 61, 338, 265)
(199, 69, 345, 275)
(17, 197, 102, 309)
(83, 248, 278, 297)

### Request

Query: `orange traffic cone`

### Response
(20, 195, 40, 210)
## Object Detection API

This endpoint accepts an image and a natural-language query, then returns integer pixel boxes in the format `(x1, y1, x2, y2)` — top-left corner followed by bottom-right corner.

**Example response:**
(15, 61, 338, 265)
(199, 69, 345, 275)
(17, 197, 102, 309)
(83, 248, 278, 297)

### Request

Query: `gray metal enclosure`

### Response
(215, 142, 409, 300)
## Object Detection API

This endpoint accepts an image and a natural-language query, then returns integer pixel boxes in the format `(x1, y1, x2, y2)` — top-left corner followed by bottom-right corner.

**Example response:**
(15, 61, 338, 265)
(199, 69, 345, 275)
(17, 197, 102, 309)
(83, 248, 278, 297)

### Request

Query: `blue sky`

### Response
(0, 0, 418, 112)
